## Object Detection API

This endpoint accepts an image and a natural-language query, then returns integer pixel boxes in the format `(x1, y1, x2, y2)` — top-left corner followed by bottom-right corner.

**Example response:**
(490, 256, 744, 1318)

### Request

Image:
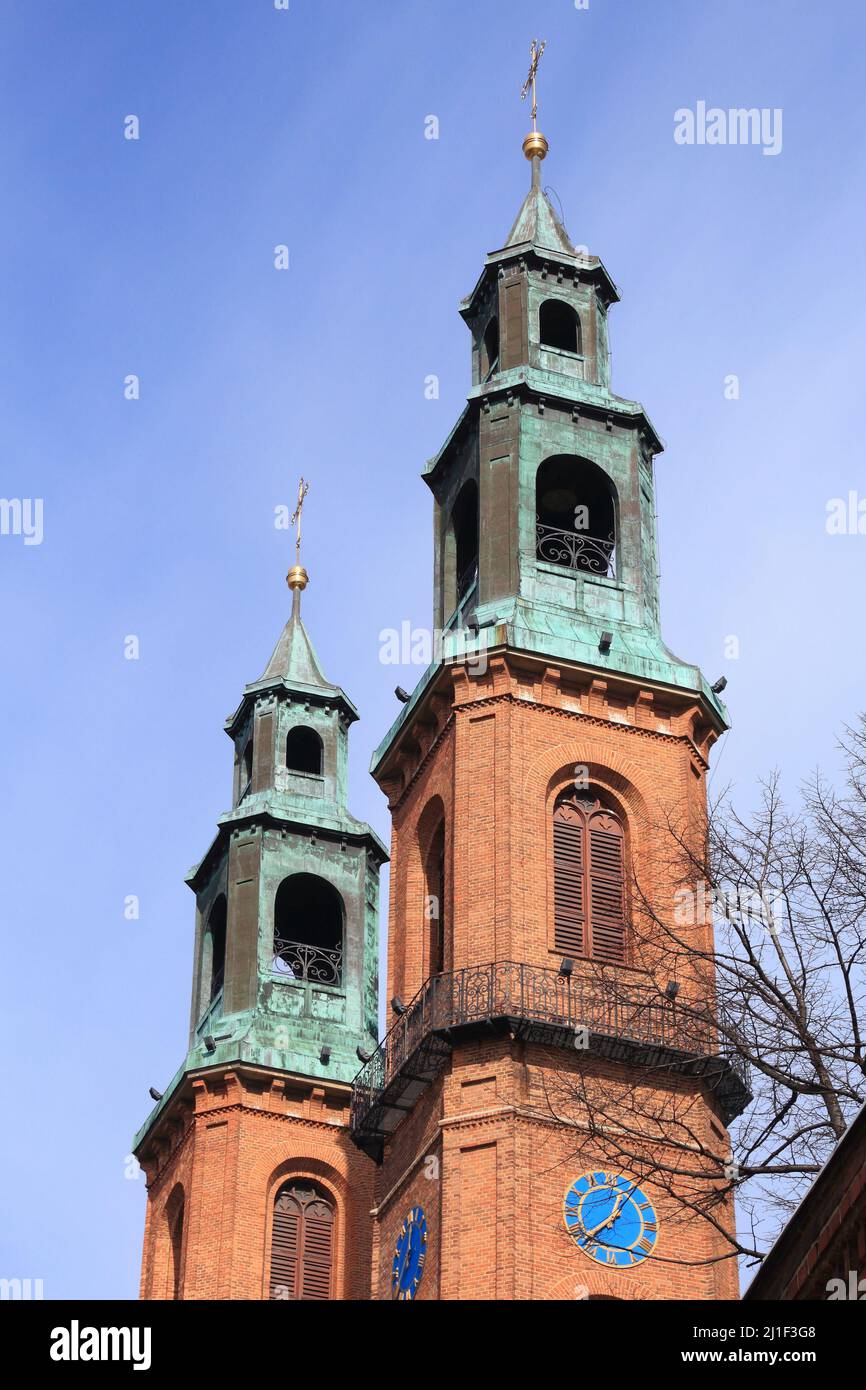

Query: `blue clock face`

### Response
(564, 1171, 658, 1269)
(391, 1205, 428, 1300)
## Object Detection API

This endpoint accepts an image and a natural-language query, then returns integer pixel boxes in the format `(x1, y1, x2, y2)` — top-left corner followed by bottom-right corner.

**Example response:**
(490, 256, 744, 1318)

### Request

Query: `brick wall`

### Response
(139, 1067, 376, 1300)
(372, 654, 738, 1300)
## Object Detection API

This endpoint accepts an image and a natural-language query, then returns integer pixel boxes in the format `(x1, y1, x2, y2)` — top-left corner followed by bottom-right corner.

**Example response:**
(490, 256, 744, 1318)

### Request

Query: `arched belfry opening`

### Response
(536, 455, 617, 577)
(539, 298, 581, 354)
(480, 316, 499, 378)
(286, 725, 323, 776)
(451, 479, 479, 605)
(272, 874, 344, 986)
(205, 894, 227, 1003)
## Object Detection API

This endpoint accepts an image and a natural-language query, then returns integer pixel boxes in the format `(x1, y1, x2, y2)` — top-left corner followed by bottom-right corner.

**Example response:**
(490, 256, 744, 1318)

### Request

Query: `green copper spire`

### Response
(505, 180, 575, 256)
(134, 522, 386, 1153)
(260, 594, 331, 688)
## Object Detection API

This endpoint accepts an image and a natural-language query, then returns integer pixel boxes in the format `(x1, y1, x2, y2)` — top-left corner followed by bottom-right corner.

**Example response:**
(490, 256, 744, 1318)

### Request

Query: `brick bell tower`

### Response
(350, 104, 750, 1299)
(135, 543, 387, 1300)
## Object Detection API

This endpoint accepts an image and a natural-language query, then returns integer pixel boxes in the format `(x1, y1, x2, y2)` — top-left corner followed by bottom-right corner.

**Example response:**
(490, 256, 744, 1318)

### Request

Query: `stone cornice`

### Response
(186, 804, 388, 892)
(423, 377, 662, 492)
(381, 683, 711, 815)
(135, 1062, 356, 1178)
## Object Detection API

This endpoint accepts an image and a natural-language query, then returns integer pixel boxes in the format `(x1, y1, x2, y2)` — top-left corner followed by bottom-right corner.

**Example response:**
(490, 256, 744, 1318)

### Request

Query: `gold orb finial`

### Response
(520, 39, 548, 163)
(522, 130, 549, 161)
(287, 477, 310, 599)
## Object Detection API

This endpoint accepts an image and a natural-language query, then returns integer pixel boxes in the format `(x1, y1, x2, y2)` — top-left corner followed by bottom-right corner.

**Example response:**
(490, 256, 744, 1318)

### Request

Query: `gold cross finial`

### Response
(287, 476, 310, 594)
(520, 39, 549, 163)
(521, 38, 546, 130)
(290, 476, 309, 564)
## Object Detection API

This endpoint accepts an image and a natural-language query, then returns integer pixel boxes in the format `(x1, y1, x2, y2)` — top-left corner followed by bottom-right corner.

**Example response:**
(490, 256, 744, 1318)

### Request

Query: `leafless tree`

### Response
(543, 716, 866, 1270)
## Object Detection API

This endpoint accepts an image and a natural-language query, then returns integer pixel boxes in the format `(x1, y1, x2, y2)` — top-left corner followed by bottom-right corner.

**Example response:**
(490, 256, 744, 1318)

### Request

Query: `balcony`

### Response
(271, 937, 342, 988)
(536, 521, 616, 578)
(349, 960, 750, 1159)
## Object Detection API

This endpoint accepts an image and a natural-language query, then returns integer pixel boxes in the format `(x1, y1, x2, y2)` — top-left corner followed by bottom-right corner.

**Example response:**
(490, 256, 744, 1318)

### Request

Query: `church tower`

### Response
(135, 548, 386, 1300)
(351, 79, 750, 1300)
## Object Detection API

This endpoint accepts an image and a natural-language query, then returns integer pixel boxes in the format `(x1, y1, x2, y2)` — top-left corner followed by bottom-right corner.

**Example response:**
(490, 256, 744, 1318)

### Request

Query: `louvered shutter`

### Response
(299, 1198, 334, 1300)
(587, 810, 626, 963)
(270, 1185, 334, 1300)
(553, 799, 586, 955)
(270, 1190, 301, 1298)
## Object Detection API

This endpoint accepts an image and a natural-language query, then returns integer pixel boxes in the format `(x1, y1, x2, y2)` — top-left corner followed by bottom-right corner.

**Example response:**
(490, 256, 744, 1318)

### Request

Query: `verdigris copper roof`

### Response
(259, 601, 330, 688)
(504, 181, 575, 256)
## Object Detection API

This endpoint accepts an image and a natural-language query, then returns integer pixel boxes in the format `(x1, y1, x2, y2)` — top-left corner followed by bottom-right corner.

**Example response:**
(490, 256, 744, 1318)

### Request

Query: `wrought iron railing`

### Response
(350, 960, 750, 1141)
(271, 937, 342, 987)
(536, 521, 616, 578)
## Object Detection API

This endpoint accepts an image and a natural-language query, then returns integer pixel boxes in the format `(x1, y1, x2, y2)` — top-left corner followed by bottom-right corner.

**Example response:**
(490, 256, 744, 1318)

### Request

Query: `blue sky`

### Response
(1, 0, 864, 1299)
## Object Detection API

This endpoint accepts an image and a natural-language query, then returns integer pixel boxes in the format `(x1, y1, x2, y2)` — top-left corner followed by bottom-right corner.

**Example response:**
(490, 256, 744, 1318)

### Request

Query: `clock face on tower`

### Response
(391, 1205, 428, 1300)
(563, 1171, 659, 1269)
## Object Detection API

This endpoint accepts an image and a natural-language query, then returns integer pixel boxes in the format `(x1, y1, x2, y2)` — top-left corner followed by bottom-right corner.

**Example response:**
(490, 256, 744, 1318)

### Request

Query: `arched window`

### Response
(480, 316, 499, 378)
(272, 874, 343, 985)
(553, 792, 627, 963)
(166, 1188, 185, 1301)
(536, 455, 617, 577)
(451, 480, 479, 605)
(425, 820, 446, 975)
(286, 725, 323, 776)
(205, 895, 226, 1002)
(270, 1182, 334, 1300)
(540, 298, 581, 354)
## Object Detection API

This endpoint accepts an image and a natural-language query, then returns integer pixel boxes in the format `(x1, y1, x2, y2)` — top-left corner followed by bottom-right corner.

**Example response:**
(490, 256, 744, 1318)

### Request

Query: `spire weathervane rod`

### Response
(287, 476, 310, 604)
(520, 39, 549, 167)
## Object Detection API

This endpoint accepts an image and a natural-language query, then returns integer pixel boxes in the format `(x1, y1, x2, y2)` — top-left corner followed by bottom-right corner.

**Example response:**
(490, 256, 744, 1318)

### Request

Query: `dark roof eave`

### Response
(459, 246, 621, 322)
(422, 382, 664, 491)
(372, 642, 728, 782)
(224, 677, 360, 737)
(186, 806, 389, 891)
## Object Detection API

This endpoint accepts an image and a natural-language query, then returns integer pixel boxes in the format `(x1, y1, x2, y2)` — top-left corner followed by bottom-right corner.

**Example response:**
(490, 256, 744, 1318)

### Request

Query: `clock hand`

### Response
(584, 1190, 627, 1241)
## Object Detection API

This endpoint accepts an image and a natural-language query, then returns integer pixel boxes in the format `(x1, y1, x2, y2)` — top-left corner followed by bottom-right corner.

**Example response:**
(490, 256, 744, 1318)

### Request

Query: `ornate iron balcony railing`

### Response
(350, 960, 750, 1156)
(271, 937, 342, 987)
(536, 521, 616, 578)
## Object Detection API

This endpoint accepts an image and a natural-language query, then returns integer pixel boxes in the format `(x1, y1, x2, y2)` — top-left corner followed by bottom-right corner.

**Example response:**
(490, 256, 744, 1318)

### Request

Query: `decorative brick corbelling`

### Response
(383, 716, 455, 812)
